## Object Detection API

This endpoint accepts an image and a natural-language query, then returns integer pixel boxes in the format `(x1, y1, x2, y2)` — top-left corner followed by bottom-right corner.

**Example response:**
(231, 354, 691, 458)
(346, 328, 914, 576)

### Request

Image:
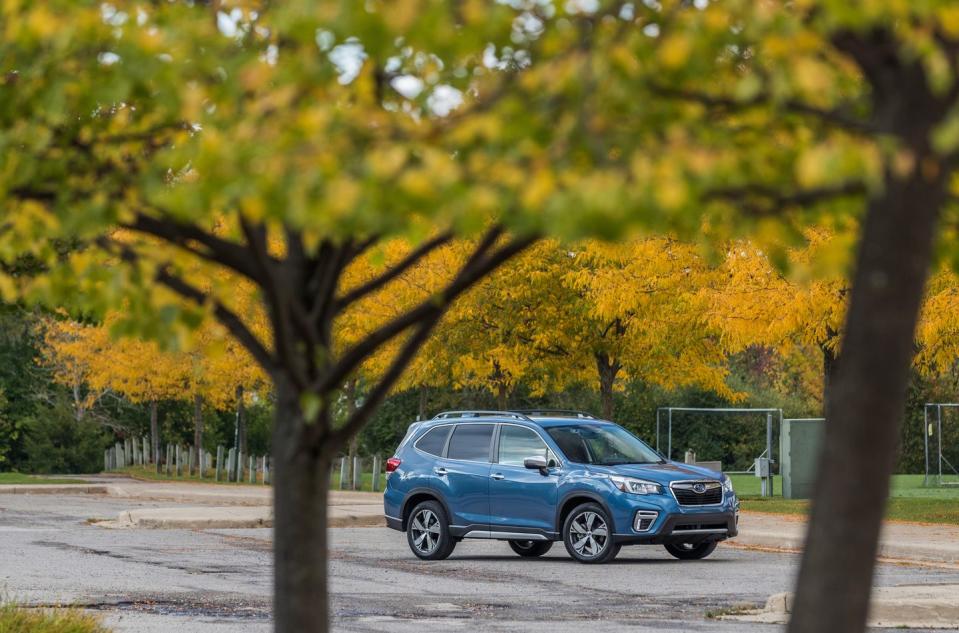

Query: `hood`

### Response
(586, 461, 722, 485)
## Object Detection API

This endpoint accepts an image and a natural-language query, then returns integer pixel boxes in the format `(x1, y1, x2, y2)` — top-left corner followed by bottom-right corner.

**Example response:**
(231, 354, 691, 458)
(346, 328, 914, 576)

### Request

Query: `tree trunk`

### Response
(821, 342, 837, 417)
(273, 377, 330, 633)
(193, 394, 203, 474)
(344, 379, 358, 489)
(595, 352, 620, 420)
(496, 384, 509, 410)
(417, 386, 428, 421)
(149, 400, 159, 463)
(236, 385, 247, 456)
(788, 162, 946, 633)
(490, 361, 510, 411)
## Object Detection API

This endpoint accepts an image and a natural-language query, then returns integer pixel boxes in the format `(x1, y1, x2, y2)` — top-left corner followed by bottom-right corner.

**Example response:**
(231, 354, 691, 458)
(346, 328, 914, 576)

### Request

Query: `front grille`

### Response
(672, 522, 727, 532)
(670, 481, 723, 506)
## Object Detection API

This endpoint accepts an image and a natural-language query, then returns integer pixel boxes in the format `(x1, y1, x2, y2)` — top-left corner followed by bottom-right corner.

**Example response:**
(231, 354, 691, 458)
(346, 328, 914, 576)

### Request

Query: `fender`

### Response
(555, 489, 617, 534)
(400, 486, 452, 531)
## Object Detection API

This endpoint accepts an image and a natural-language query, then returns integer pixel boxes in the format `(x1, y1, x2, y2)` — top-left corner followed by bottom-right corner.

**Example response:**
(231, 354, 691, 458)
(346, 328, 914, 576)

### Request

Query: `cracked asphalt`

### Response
(2, 493, 959, 632)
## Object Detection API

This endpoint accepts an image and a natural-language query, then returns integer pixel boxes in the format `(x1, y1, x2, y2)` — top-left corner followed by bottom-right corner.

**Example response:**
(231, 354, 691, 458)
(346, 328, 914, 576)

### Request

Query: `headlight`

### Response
(609, 475, 662, 495)
(722, 476, 734, 494)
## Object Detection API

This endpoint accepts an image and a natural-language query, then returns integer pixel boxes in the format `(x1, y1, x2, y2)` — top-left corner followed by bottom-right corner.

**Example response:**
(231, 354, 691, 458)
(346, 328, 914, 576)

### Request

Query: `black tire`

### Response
(406, 500, 456, 560)
(562, 502, 619, 564)
(508, 539, 554, 557)
(664, 541, 718, 560)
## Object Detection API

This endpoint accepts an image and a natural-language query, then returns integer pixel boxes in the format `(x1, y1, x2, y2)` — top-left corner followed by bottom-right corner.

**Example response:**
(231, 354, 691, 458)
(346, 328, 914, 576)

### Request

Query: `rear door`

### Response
(431, 423, 494, 530)
(489, 424, 559, 532)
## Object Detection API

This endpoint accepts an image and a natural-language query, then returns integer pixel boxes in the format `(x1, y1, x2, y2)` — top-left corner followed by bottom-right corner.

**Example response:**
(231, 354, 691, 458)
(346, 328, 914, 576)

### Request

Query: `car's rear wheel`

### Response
(508, 539, 553, 557)
(407, 500, 456, 560)
(562, 502, 619, 563)
(664, 541, 718, 560)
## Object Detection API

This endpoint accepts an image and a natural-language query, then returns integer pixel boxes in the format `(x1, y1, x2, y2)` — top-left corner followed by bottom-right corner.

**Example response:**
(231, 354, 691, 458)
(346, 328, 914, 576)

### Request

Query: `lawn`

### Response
(116, 465, 267, 485)
(0, 473, 90, 485)
(733, 473, 959, 525)
(115, 465, 387, 491)
(0, 604, 109, 632)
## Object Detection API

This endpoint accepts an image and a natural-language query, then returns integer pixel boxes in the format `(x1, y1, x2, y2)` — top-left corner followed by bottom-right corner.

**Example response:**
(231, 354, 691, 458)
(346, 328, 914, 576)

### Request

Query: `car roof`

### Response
(525, 416, 613, 428)
(417, 412, 613, 430)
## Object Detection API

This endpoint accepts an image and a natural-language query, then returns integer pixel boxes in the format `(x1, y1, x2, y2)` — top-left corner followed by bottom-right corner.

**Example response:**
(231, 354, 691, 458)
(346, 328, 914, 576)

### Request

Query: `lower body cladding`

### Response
(613, 510, 739, 545)
(385, 513, 737, 546)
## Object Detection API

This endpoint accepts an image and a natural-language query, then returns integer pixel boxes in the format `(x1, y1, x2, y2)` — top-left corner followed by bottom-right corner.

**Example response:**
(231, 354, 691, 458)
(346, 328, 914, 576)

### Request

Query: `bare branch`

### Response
(238, 216, 308, 388)
(330, 315, 441, 446)
(705, 181, 868, 216)
(123, 212, 265, 283)
(316, 228, 535, 396)
(96, 236, 276, 374)
(335, 231, 455, 311)
(651, 84, 877, 135)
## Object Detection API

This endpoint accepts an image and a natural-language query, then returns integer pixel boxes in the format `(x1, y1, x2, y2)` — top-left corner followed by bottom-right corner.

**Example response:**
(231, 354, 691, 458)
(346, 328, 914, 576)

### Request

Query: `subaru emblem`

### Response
(693, 483, 706, 493)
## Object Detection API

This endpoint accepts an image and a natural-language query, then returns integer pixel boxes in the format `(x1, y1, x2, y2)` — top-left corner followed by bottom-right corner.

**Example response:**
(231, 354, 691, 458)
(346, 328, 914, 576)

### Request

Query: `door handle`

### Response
(490, 473, 505, 480)
(433, 467, 448, 475)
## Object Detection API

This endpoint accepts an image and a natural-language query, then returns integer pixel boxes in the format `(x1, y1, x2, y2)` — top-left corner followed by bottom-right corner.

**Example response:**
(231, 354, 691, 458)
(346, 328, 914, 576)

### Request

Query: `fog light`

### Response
(634, 510, 658, 532)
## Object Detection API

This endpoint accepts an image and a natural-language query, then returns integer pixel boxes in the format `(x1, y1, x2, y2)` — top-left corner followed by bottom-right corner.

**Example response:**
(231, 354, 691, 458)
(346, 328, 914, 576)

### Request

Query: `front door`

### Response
(490, 424, 558, 532)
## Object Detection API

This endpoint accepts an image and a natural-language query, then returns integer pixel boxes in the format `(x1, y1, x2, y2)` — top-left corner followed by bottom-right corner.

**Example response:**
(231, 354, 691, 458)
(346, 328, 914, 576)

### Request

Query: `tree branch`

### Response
(96, 236, 276, 373)
(124, 212, 265, 284)
(238, 216, 308, 388)
(651, 84, 877, 136)
(330, 314, 442, 446)
(315, 227, 535, 396)
(705, 181, 868, 216)
(335, 231, 455, 311)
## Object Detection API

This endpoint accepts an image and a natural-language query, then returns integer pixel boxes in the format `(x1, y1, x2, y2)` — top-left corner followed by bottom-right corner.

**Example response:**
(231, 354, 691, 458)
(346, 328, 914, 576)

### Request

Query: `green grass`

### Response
(727, 474, 782, 497)
(734, 473, 959, 525)
(330, 471, 382, 492)
(0, 473, 89, 485)
(115, 465, 386, 491)
(116, 465, 267, 485)
(0, 604, 110, 632)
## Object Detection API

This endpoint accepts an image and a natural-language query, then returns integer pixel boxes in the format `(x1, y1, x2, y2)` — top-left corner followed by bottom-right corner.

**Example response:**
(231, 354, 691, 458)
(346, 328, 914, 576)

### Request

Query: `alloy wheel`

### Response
(410, 508, 441, 555)
(568, 511, 608, 557)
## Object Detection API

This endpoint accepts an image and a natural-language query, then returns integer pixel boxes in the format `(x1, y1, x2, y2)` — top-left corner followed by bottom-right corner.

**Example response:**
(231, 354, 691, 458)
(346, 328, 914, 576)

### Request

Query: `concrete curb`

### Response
(722, 584, 959, 629)
(93, 504, 387, 529)
(728, 512, 959, 568)
(0, 485, 110, 495)
(98, 506, 274, 529)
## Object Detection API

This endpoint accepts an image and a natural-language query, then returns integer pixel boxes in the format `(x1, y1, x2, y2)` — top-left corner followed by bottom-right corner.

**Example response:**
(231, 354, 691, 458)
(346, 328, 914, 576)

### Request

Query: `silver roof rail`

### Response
(511, 409, 597, 419)
(432, 410, 534, 422)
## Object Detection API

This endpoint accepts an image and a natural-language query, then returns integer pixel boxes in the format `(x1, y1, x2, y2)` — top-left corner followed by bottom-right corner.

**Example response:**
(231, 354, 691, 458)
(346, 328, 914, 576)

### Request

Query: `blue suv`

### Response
(384, 410, 739, 563)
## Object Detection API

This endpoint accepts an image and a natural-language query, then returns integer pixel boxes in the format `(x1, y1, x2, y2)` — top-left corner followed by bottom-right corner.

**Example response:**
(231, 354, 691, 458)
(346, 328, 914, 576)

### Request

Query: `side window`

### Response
(498, 425, 551, 467)
(447, 424, 495, 462)
(414, 426, 451, 457)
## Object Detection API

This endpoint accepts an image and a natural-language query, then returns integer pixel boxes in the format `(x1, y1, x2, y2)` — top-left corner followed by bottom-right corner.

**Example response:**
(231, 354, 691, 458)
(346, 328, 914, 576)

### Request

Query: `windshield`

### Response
(546, 424, 664, 466)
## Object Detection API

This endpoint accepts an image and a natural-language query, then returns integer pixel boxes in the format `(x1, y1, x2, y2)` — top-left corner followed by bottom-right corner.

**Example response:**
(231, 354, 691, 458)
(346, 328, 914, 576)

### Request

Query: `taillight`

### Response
(385, 457, 401, 473)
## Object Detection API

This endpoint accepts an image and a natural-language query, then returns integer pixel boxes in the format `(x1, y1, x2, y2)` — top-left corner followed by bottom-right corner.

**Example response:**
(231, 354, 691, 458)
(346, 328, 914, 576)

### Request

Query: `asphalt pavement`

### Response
(3, 492, 959, 632)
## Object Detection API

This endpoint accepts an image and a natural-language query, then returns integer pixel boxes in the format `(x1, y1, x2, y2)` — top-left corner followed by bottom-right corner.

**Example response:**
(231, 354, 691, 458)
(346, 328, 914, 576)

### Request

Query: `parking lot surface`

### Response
(2, 493, 958, 632)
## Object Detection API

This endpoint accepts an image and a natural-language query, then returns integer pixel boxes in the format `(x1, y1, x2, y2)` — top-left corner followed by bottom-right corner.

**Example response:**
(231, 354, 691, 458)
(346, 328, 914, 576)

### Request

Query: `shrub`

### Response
(0, 604, 110, 633)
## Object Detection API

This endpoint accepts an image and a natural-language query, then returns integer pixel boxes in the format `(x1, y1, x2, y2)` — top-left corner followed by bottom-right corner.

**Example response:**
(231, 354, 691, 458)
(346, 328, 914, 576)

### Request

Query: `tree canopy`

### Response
(7, 1, 959, 633)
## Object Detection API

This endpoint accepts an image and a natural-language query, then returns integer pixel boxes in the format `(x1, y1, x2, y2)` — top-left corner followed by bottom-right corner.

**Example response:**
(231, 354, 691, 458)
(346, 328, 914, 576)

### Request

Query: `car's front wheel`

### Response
(406, 500, 456, 560)
(664, 541, 718, 560)
(508, 539, 553, 557)
(562, 502, 619, 563)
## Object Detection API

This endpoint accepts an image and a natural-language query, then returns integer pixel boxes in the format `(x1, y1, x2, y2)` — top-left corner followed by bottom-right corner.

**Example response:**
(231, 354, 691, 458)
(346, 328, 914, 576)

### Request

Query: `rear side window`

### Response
(414, 426, 451, 457)
(447, 424, 495, 462)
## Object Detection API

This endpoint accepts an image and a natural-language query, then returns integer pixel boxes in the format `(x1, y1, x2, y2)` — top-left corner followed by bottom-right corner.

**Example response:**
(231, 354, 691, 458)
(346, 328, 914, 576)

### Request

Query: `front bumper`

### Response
(613, 510, 738, 545)
(608, 489, 739, 545)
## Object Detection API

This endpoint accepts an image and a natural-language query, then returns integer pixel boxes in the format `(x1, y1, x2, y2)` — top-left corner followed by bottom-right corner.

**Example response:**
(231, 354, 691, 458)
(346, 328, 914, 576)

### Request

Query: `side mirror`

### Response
(524, 456, 549, 474)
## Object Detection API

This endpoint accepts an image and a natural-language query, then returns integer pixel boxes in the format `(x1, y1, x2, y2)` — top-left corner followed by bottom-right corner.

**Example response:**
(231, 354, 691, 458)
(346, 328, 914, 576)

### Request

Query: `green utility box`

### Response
(781, 418, 825, 499)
